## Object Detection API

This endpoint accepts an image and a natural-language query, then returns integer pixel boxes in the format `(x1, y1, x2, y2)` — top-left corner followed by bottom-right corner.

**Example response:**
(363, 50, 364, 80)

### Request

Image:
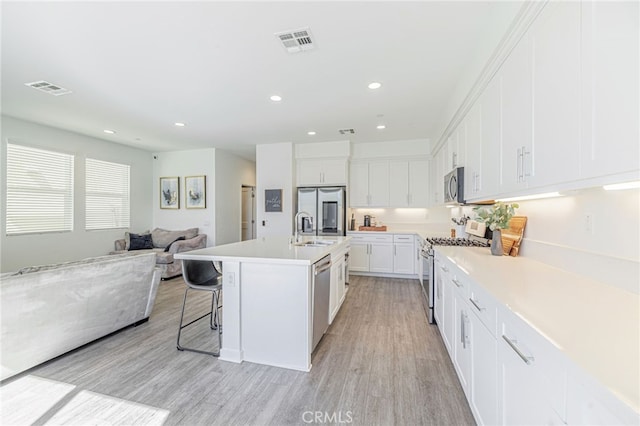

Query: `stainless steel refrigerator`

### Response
(297, 186, 346, 236)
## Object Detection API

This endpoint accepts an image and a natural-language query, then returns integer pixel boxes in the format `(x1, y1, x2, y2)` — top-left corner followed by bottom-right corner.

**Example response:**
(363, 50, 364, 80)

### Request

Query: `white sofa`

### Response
(0, 253, 162, 381)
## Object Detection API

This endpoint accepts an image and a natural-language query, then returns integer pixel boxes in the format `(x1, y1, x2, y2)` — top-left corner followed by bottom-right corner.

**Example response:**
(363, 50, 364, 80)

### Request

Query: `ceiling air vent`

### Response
(275, 27, 315, 53)
(338, 129, 356, 135)
(25, 80, 72, 96)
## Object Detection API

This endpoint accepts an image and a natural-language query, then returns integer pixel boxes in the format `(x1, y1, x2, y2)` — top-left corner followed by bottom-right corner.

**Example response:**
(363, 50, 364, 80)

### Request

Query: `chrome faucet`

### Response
(294, 211, 312, 243)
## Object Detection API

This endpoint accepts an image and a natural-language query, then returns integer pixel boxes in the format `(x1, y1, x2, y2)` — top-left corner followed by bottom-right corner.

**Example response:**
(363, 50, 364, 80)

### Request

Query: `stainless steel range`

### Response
(420, 236, 489, 323)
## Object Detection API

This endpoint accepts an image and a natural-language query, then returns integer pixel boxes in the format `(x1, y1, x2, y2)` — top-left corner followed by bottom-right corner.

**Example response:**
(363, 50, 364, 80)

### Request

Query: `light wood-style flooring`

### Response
(4, 275, 475, 425)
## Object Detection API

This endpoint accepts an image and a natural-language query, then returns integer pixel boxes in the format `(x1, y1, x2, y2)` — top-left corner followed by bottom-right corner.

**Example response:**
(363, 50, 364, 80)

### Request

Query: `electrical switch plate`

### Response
(224, 272, 236, 287)
(584, 213, 595, 234)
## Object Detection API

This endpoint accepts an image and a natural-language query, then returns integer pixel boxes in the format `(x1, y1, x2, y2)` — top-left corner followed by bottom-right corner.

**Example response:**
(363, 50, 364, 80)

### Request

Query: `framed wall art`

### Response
(265, 189, 282, 212)
(185, 175, 206, 209)
(160, 176, 180, 209)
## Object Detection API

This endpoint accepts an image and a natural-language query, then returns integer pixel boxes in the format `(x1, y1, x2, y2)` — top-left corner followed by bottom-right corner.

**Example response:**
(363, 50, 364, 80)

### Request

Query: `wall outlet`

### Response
(224, 271, 236, 287)
(584, 213, 595, 234)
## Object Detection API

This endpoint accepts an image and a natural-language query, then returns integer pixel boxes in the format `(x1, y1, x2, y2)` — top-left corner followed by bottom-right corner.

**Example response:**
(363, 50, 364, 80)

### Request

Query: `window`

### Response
(85, 158, 130, 230)
(6, 143, 74, 235)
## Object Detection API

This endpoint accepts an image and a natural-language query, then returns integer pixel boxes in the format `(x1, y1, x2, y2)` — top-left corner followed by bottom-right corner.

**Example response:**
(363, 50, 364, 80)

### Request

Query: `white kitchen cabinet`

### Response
(479, 74, 501, 199)
(389, 161, 409, 207)
(408, 160, 429, 207)
(435, 254, 454, 355)
(329, 255, 346, 324)
(464, 102, 483, 200)
(448, 125, 466, 171)
(349, 162, 369, 207)
(368, 241, 393, 274)
(347, 233, 393, 274)
(453, 292, 472, 396)
(392, 234, 415, 274)
(581, 0, 640, 180)
(500, 36, 532, 194)
(497, 308, 567, 426)
(389, 160, 429, 207)
(348, 240, 369, 272)
(468, 306, 498, 426)
(527, 0, 582, 189)
(297, 158, 347, 186)
(566, 373, 630, 426)
(349, 161, 389, 207)
(431, 148, 447, 205)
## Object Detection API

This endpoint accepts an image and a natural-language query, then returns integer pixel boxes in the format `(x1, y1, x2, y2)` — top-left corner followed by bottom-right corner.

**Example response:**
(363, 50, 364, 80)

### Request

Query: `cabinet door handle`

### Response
(523, 147, 531, 178)
(394, 245, 397, 256)
(469, 298, 485, 311)
(461, 311, 468, 349)
(502, 335, 534, 365)
(517, 148, 523, 182)
(452, 278, 462, 288)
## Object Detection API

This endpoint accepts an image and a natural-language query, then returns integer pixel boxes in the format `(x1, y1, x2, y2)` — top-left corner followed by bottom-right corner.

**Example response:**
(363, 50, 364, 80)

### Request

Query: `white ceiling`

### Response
(1, 1, 520, 160)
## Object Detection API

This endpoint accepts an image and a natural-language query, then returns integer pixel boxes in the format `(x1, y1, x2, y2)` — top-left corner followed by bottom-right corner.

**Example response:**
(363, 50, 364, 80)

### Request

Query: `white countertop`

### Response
(175, 235, 350, 265)
(436, 246, 640, 413)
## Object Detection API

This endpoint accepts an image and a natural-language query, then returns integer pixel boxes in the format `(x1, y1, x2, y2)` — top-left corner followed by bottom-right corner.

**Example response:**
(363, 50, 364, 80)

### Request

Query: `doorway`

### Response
(241, 186, 256, 241)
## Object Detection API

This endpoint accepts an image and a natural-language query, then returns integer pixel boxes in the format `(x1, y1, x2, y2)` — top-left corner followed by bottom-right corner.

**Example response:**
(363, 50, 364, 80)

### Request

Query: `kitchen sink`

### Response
(294, 240, 336, 247)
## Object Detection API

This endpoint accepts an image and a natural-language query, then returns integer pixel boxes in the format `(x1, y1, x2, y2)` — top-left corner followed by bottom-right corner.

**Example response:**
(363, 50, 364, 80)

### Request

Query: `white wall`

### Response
(453, 187, 640, 293)
(214, 150, 256, 245)
(152, 148, 216, 246)
(351, 139, 429, 159)
(256, 142, 294, 237)
(0, 116, 153, 272)
(432, 1, 524, 151)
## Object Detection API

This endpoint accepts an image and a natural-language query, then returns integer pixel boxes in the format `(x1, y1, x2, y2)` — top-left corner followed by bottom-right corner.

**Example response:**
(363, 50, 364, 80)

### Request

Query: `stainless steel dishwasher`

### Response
(312, 254, 332, 351)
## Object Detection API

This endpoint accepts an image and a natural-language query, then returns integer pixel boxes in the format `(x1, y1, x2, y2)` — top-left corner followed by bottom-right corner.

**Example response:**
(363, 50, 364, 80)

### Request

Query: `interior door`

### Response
(241, 186, 256, 241)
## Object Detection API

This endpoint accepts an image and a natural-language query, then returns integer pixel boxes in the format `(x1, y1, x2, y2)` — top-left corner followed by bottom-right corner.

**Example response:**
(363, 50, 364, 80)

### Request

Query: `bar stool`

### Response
(176, 259, 222, 356)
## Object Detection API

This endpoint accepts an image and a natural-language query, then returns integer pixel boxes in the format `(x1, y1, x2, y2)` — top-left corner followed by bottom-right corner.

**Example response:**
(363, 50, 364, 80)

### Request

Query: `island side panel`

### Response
(240, 262, 312, 371)
(219, 260, 242, 363)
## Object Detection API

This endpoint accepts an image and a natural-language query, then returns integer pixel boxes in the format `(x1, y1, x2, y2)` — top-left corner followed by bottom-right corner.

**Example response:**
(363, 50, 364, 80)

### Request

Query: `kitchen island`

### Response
(175, 235, 350, 371)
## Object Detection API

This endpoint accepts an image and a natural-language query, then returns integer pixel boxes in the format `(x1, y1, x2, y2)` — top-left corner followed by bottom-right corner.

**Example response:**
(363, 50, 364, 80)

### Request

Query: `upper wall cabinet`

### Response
(389, 160, 430, 207)
(296, 158, 347, 187)
(349, 161, 389, 207)
(581, 0, 639, 180)
(499, 35, 532, 195)
(528, 1, 582, 189)
(440, 0, 639, 203)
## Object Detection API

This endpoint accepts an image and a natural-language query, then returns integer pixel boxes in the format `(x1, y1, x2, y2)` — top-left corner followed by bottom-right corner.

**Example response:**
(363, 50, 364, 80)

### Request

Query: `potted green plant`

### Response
(473, 202, 519, 256)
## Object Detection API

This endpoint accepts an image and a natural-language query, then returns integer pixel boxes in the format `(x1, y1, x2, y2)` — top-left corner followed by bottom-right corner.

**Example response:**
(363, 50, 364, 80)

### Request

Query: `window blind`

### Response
(6, 143, 74, 235)
(85, 158, 130, 230)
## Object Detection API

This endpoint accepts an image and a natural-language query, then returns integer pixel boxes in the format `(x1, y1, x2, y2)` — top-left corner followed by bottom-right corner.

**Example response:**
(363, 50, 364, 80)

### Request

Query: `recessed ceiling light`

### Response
(307, 131, 316, 136)
(270, 95, 282, 102)
(368, 82, 382, 90)
(174, 122, 185, 127)
(103, 129, 116, 134)
(377, 125, 386, 130)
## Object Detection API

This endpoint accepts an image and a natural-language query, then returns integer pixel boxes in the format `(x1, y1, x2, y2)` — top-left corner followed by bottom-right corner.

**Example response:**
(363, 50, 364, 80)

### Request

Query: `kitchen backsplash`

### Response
(452, 187, 639, 294)
(349, 207, 450, 233)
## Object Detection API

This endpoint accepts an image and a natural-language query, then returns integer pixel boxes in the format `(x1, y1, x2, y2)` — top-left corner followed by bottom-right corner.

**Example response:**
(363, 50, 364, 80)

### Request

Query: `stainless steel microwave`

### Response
(444, 167, 465, 204)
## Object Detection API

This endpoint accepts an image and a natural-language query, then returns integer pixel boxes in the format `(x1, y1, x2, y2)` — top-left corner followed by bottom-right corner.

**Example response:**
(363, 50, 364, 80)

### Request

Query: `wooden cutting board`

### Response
(358, 226, 387, 231)
(501, 216, 527, 256)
